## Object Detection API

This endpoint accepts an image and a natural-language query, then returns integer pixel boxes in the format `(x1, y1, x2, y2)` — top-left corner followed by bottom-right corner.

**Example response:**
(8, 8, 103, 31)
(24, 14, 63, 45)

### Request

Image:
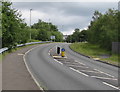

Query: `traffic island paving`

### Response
(2, 44, 42, 90)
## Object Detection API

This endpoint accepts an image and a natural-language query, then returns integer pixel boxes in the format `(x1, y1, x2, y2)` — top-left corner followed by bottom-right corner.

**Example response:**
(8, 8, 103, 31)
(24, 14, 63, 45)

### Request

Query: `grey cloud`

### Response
(13, 2, 118, 16)
(12, 2, 118, 35)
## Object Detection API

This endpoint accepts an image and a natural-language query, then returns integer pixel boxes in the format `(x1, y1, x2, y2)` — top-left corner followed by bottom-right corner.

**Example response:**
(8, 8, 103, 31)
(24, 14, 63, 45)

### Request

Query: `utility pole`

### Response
(30, 9, 32, 41)
(49, 19, 51, 41)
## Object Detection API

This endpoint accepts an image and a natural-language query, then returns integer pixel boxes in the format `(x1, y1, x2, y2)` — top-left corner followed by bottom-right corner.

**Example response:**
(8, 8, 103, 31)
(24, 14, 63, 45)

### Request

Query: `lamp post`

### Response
(30, 9, 32, 41)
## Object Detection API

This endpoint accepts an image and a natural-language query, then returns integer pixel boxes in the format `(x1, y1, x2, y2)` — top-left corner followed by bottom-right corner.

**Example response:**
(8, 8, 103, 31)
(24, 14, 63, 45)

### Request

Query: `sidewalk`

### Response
(0, 62, 2, 91)
(2, 44, 41, 90)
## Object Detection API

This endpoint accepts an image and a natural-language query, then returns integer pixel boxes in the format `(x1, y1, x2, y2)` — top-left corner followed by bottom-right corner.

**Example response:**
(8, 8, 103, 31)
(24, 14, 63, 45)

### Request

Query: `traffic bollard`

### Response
(61, 48, 65, 57)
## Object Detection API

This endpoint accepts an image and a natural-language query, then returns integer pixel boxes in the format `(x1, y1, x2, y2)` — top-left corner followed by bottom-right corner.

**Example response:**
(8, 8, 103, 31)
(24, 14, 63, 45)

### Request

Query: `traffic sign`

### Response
(61, 48, 65, 52)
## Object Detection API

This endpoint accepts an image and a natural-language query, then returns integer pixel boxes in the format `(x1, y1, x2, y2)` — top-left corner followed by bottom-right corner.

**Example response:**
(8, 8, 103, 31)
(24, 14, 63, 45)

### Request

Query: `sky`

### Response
(11, 0, 119, 35)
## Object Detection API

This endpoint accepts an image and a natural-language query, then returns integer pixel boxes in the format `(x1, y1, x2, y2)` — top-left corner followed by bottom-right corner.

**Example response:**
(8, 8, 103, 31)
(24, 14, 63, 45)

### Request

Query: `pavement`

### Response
(25, 43, 119, 90)
(2, 44, 42, 90)
(0, 61, 2, 91)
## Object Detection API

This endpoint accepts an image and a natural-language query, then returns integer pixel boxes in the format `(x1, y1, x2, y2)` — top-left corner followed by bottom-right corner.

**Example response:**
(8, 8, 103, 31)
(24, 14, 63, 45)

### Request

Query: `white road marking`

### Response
(80, 70, 101, 73)
(75, 60, 86, 65)
(94, 69, 114, 78)
(103, 82, 120, 90)
(69, 67, 89, 77)
(23, 45, 44, 90)
(91, 76, 117, 80)
(18, 53, 24, 55)
(54, 59, 63, 65)
(68, 64, 89, 68)
(48, 53, 50, 55)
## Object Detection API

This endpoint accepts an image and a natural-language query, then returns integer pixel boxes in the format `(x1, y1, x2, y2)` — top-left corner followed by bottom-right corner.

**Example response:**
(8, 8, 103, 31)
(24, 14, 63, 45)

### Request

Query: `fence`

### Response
(0, 41, 51, 54)
(112, 42, 120, 54)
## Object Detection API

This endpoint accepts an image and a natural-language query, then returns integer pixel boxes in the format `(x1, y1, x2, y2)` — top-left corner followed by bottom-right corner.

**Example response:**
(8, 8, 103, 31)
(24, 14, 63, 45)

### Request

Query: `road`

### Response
(25, 43, 119, 90)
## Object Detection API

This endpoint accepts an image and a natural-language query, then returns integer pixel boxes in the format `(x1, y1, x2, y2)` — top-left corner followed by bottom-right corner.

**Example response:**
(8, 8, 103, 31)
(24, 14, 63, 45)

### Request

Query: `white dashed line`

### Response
(103, 82, 120, 90)
(68, 65, 89, 68)
(94, 69, 114, 78)
(54, 59, 63, 65)
(80, 70, 100, 73)
(91, 76, 117, 80)
(69, 67, 89, 77)
(75, 60, 86, 65)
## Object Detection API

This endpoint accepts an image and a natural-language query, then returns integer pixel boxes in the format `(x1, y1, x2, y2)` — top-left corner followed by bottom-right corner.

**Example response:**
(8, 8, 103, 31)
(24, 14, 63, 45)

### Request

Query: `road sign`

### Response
(61, 48, 65, 52)
(50, 36, 55, 39)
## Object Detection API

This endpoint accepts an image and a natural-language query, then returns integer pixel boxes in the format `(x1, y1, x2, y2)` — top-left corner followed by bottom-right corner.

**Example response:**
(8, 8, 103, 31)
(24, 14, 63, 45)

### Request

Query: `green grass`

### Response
(101, 54, 119, 65)
(27, 39, 41, 42)
(70, 42, 119, 65)
(2, 42, 52, 61)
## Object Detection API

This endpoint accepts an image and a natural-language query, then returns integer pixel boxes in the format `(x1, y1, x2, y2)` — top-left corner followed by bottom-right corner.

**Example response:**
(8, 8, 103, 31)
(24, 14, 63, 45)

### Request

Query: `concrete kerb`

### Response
(69, 45, 120, 68)
(23, 45, 44, 91)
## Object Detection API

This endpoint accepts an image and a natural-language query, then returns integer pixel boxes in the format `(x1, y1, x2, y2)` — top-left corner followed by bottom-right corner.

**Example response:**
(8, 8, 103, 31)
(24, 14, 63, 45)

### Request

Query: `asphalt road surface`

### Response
(25, 43, 119, 90)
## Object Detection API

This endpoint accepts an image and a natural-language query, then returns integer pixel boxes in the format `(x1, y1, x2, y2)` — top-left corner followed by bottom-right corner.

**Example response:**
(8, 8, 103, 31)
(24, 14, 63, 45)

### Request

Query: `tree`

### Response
(66, 28, 87, 43)
(2, 1, 29, 49)
(87, 9, 119, 50)
(31, 19, 63, 42)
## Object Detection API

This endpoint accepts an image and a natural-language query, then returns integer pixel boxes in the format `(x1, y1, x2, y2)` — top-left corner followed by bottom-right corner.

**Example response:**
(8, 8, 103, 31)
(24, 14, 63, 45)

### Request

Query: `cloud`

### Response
(12, 2, 118, 35)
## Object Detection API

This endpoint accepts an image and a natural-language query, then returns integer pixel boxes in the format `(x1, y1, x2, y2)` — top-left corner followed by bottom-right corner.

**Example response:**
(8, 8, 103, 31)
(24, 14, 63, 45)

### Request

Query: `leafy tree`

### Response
(87, 9, 119, 50)
(2, 1, 29, 49)
(31, 19, 63, 42)
(2, 2, 20, 48)
(66, 35, 72, 43)
(31, 29, 39, 40)
(66, 28, 87, 43)
(37, 29, 50, 41)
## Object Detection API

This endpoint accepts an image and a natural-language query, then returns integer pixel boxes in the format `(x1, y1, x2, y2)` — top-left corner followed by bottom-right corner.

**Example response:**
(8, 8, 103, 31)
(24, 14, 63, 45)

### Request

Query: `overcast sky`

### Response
(12, 1, 118, 35)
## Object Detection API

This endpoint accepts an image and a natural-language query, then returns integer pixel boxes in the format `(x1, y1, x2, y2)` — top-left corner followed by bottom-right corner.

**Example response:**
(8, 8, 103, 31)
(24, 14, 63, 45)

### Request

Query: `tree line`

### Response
(31, 19, 63, 42)
(1, 1, 63, 49)
(66, 9, 119, 51)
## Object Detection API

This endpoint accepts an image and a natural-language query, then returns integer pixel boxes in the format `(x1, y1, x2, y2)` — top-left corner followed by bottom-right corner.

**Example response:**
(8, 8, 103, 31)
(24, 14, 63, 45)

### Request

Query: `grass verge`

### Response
(70, 42, 119, 66)
(1, 42, 52, 61)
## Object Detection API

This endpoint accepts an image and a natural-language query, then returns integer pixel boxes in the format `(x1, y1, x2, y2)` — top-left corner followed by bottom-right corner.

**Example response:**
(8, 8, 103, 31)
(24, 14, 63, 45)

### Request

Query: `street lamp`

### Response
(30, 9, 32, 41)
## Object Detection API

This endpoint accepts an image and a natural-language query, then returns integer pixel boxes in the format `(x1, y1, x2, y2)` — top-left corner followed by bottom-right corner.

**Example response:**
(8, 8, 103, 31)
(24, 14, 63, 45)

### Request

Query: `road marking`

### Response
(54, 59, 63, 65)
(103, 82, 120, 90)
(18, 53, 24, 55)
(91, 76, 117, 80)
(69, 67, 89, 77)
(75, 60, 86, 65)
(23, 45, 44, 91)
(68, 65, 89, 68)
(94, 69, 114, 78)
(48, 53, 50, 55)
(80, 70, 101, 73)
(53, 56, 61, 58)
